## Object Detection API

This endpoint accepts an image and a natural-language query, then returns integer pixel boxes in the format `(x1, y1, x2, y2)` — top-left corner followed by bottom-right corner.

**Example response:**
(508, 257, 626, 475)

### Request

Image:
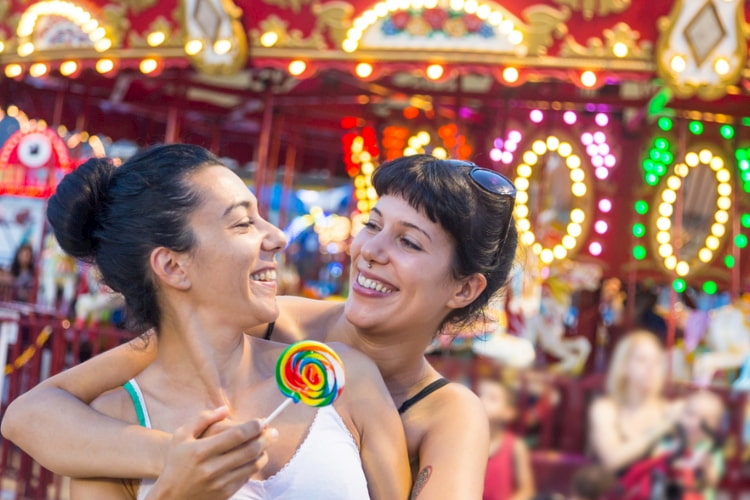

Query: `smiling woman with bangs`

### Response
(2, 154, 518, 499)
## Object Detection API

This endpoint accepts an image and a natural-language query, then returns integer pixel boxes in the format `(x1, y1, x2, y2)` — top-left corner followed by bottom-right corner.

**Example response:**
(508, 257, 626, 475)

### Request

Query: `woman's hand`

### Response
(145, 407, 277, 500)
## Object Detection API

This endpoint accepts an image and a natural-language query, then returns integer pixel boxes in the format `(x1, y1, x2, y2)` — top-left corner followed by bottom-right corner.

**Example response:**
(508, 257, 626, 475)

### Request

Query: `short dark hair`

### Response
(47, 144, 223, 332)
(372, 154, 517, 328)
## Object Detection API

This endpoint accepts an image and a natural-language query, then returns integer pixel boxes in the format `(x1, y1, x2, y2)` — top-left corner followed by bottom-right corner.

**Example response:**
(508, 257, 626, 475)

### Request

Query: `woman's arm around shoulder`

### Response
(510, 435, 535, 500)
(412, 384, 489, 500)
(1, 336, 166, 477)
(334, 343, 411, 500)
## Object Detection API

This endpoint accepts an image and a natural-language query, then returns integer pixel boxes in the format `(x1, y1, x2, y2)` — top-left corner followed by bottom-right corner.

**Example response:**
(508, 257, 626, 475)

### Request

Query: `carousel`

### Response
(0, 0, 749, 495)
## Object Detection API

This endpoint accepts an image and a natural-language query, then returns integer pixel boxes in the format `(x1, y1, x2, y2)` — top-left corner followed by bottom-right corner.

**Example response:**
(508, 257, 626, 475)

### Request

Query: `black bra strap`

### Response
(398, 378, 450, 414)
(263, 322, 275, 341)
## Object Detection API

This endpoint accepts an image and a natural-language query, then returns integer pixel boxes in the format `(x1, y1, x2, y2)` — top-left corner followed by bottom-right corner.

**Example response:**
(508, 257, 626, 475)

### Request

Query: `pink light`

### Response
(598, 143, 611, 156)
(494, 138, 504, 149)
(589, 242, 603, 256)
(505, 141, 518, 152)
(598, 199, 612, 213)
(508, 130, 522, 143)
(604, 154, 616, 167)
(530, 109, 544, 123)
(595, 220, 608, 234)
(595, 113, 609, 127)
(563, 111, 577, 125)
(592, 155, 604, 167)
(586, 144, 599, 157)
(594, 131, 606, 144)
(501, 151, 513, 164)
(490, 148, 503, 162)
(595, 167, 609, 179)
(581, 132, 593, 145)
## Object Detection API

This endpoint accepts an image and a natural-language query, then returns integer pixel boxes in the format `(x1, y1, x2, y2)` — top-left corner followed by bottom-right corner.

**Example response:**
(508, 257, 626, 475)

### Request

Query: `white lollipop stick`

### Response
(264, 398, 294, 426)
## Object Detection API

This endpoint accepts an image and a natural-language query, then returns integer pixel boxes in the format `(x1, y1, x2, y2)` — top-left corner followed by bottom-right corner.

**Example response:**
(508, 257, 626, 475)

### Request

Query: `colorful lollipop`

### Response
(265, 340, 346, 423)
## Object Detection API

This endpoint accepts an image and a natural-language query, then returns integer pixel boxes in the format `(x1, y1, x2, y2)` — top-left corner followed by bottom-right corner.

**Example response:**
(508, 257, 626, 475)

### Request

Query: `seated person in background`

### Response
(478, 377, 535, 500)
(570, 465, 616, 500)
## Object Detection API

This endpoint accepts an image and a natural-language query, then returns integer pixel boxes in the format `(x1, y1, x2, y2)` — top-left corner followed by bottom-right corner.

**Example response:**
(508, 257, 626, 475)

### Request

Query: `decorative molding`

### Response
(110, 0, 159, 14)
(249, 14, 326, 49)
(551, 0, 631, 21)
(260, 0, 315, 14)
(521, 5, 570, 56)
(127, 16, 182, 48)
(561, 22, 652, 59)
(181, 0, 248, 75)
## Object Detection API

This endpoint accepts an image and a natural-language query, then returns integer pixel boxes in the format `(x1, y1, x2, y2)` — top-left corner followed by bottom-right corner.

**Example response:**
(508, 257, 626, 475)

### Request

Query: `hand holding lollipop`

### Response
(265, 341, 346, 424)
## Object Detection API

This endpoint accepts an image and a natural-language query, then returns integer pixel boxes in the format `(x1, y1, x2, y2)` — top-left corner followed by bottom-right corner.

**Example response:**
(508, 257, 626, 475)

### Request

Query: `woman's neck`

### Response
(621, 385, 658, 410)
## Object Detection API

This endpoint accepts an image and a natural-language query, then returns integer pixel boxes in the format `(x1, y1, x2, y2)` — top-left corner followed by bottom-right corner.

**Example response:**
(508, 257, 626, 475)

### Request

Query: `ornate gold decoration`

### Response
(261, 0, 315, 14)
(181, 0, 248, 75)
(110, 0, 158, 14)
(313, 2, 354, 47)
(127, 16, 181, 47)
(249, 14, 326, 49)
(552, 0, 631, 20)
(561, 22, 652, 59)
(521, 5, 570, 56)
(102, 4, 129, 47)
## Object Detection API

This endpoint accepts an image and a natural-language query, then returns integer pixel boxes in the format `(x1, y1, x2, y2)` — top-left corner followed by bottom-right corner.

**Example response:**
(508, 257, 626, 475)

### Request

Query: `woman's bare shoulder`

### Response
(89, 386, 139, 425)
(589, 395, 617, 421)
(274, 296, 346, 342)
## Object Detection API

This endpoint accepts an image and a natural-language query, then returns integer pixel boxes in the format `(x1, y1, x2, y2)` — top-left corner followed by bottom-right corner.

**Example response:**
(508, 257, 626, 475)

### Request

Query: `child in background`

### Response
(478, 377, 535, 500)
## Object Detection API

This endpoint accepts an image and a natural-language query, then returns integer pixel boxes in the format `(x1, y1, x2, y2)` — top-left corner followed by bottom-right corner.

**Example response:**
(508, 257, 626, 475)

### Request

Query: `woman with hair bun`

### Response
(5, 144, 410, 499)
(4, 154, 517, 499)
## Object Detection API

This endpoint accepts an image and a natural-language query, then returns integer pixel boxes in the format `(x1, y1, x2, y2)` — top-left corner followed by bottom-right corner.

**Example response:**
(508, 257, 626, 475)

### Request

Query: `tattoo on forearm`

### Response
(410, 465, 432, 499)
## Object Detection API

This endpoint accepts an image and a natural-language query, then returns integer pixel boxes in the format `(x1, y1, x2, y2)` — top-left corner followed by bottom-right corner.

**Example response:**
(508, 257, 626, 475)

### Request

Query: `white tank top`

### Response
(124, 379, 370, 500)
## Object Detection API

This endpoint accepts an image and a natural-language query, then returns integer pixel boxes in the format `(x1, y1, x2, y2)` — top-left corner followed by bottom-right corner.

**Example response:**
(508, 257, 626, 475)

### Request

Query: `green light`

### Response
(725, 255, 735, 268)
(643, 159, 655, 172)
(702, 281, 718, 295)
(742, 171, 750, 182)
(650, 149, 661, 161)
(740, 160, 750, 170)
(742, 117, 750, 127)
(658, 117, 673, 131)
(645, 173, 659, 186)
(673, 279, 687, 293)
(633, 245, 647, 260)
(632, 223, 646, 238)
(635, 200, 649, 215)
(655, 164, 667, 176)
(742, 213, 750, 228)
(744, 182, 750, 193)
(689, 121, 703, 135)
(737, 149, 748, 162)
(736, 234, 749, 249)
(720, 125, 735, 140)
(661, 152, 673, 164)
(654, 138, 668, 151)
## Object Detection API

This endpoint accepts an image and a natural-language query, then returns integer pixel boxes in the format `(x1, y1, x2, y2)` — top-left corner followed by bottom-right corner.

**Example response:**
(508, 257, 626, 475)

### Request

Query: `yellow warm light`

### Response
(716, 168, 731, 183)
(515, 205, 529, 218)
(532, 140, 547, 155)
(546, 136, 560, 151)
(82, 19, 99, 33)
(567, 223, 582, 237)
(213, 39, 232, 55)
(94, 38, 112, 52)
(571, 183, 587, 197)
(95, 58, 114, 73)
(581, 70, 597, 88)
(90, 27, 106, 42)
(566, 155, 581, 169)
(714, 57, 730, 76)
(710, 156, 724, 170)
(4, 64, 22, 78)
(28, 62, 48, 77)
(517, 164, 532, 178)
(185, 39, 203, 55)
(416, 131, 430, 144)
(288, 60, 307, 76)
(432, 147, 447, 159)
(658, 244, 673, 258)
(710, 223, 725, 238)
(656, 217, 671, 231)
(717, 196, 731, 210)
(532, 243, 543, 255)
(685, 152, 699, 167)
(515, 177, 529, 191)
(361, 162, 374, 175)
(656, 231, 670, 244)
(570, 169, 585, 183)
(666, 176, 681, 191)
(518, 219, 532, 233)
(670, 55, 686, 73)
(698, 149, 712, 164)
(558, 142, 572, 157)
(664, 256, 677, 270)
(714, 210, 729, 224)
(613, 42, 628, 58)
(17, 42, 35, 57)
(520, 232, 534, 245)
(540, 249, 554, 264)
(658, 203, 673, 218)
(661, 189, 677, 204)
(562, 235, 576, 249)
(570, 208, 585, 224)
(260, 31, 278, 47)
(147, 31, 166, 47)
(675, 261, 690, 277)
(553, 245, 567, 260)
(509, 30, 523, 45)
(0, 41, 5, 53)
(705, 235, 720, 250)
(139, 58, 158, 74)
(60, 60, 78, 76)
(675, 164, 689, 177)
(516, 191, 528, 204)
(523, 151, 538, 165)
(502, 66, 519, 83)
(426, 64, 444, 80)
(355, 62, 373, 78)
(698, 248, 713, 263)
(717, 183, 731, 197)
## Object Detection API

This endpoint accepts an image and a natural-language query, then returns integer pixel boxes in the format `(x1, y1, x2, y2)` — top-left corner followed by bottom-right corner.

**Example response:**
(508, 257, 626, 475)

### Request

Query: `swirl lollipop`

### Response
(265, 340, 345, 423)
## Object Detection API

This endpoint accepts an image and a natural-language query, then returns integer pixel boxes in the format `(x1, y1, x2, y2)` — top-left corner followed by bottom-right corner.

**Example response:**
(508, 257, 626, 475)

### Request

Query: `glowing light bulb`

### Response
(355, 62, 373, 78)
(185, 39, 203, 55)
(426, 64, 444, 80)
(260, 31, 279, 47)
(581, 70, 597, 88)
(147, 31, 166, 47)
(502, 66, 519, 83)
(670, 55, 686, 73)
(288, 60, 307, 76)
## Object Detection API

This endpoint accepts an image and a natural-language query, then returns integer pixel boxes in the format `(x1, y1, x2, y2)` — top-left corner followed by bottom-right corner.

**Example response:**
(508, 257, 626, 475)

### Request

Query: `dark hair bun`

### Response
(47, 158, 116, 260)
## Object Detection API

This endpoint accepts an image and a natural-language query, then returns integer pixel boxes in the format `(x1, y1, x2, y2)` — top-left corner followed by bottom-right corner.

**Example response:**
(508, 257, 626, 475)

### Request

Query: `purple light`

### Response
(604, 154, 616, 167)
(594, 131, 606, 144)
(586, 144, 599, 157)
(589, 242, 603, 256)
(598, 143, 611, 156)
(490, 148, 503, 162)
(592, 155, 604, 167)
(585, 103, 596, 112)
(563, 111, 577, 125)
(599, 199, 612, 213)
(494, 138, 504, 149)
(595, 220, 608, 234)
(501, 151, 513, 164)
(530, 109, 544, 123)
(505, 141, 518, 152)
(581, 132, 593, 145)
(509, 130, 522, 143)
(595, 113, 609, 127)
(596, 167, 609, 179)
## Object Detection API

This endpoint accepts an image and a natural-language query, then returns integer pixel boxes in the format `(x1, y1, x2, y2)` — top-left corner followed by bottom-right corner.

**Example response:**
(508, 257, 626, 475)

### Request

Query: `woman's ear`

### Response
(446, 273, 487, 310)
(150, 247, 191, 291)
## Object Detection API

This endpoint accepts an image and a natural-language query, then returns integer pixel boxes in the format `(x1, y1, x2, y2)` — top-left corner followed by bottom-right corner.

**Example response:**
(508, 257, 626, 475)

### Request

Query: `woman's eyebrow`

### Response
(371, 207, 432, 242)
(223, 200, 252, 217)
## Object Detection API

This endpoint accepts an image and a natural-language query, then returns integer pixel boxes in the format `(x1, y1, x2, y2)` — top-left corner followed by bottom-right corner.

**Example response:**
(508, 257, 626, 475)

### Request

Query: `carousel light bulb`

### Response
(553, 245, 568, 259)
(95, 58, 114, 74)
(260, 31, 279, 47)
(595, 113, 609, 127)
(546, 136, 560, 151)
(572, 183, 587, 197)
(664, 256, 677, 270)
(675, 261, 690, 277)
(714, 57, 730, 75)
(658, 243, 673, 258)
(570, 208, 585, 224)
(60, 60, 78, 76)
(94, 38, 112, 52)
(581, 132, 593, 145)
(520, 232, 534, 245)
(355, 62, 373, 78)
(416, 131, 430, 144)
(698, 248, 713, 263)
(432, 147, 447, 159)
(670, 55, 686, 73)
(509, 30, 523, 45)
(532, 243, 543, 255)
(523, 151, 538, 165)
(288, 60, 307, 76)
(502, 66, 519, 83)
(705, 235, 720, 250)
(213, 39, 232, 54)
(666, 176, 681, 191)
(715, 210, 729, 224)
(530, 109, 544, 123)
(594, 220, 608, 234)
(710, 223, 725, 238)
(90, 27, 106, 42)
(558, 142, 573, 157)
(559, 235, 574, 250)
(515, 205, 529, 218)
(589, 242, 602, 256)
(658, 203, 673, 217)
(532, 140, 546, 155)
(147, 31, 166, 47)
(515, 177, 529, 191)
(517, 164, 532, 178)
(570, 169, 585, 182)
(426, 64, 444, 80)
(28, 62, 48, 77)
(613, 42, 628, 58)
(139, 58, 158, 74)
(516, 191, 528, 204)
(717, 168, 731, 183)
(564, 111, 577, 125)
(4, 64, 22, 78)
(710, 156, 724, 170)
(717, 183, 731, 197)
(656, 231, 670, 244)
(185, 39, 203, 55)
(0, 41, 5, 53)
(698, 149, 712, 164)
(518, 219, 532, 233)
(566, 155, 581, 169)
(685, 153, 699, 167)
(17, 42, 34, 57)
(581, 70, 597, 88)
(717, 197, 731, 210)
(656, 216, 671, 231)
(540, 249, 554, 264)
(567, 222, 582, 237)
(661, 189, 676, 204)
(598, 199, 612, 213)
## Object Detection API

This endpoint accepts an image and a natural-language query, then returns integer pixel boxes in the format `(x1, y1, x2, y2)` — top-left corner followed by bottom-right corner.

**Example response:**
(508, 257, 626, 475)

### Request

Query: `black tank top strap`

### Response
(263, 322, 275, 341)
(397, 378, 450, 414)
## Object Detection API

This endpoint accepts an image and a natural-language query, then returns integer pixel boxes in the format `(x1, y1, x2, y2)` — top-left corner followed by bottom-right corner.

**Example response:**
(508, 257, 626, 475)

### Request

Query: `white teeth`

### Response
(357, 273, 394, 294)
(251, 270, 277, 282)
